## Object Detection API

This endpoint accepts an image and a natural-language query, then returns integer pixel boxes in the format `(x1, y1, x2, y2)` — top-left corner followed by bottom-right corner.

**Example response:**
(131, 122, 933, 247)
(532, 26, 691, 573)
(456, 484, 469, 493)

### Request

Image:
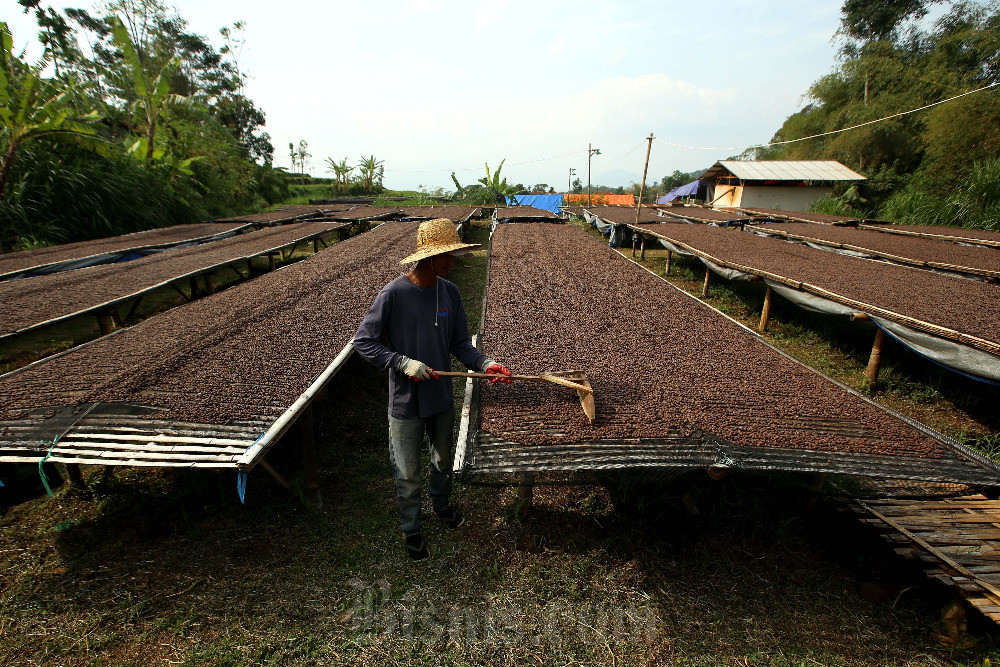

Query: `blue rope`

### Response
(237, 472, 248, 504)
(38, 440, 59, 497)
(37, 403, 101, 496)
(236, 432, 266, 504)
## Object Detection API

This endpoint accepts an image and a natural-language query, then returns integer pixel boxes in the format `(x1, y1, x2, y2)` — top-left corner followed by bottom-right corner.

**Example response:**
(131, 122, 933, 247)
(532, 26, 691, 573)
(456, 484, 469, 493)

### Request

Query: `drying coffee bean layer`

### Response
(480, 223, 944, 457)
(752, 222, 1000, 275)
(583, 206, 663, 224)
(659, 206, 747, 222)
(324, 206, 405, 221)
(216, 206, 350, 223)
(495, 206, 560, 220)
(864, 223, 1000, 244)
(0, 222, 246, 276)
(0, 221, 421, 427)
(635, 223, 1000, 345)
(0, 221, 341, 337)
(396, 206, 481, 221)
(733, 207, 860, 224)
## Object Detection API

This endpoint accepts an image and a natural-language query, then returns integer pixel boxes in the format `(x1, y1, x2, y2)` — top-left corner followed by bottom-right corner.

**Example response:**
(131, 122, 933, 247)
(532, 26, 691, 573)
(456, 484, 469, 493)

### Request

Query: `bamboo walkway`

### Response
(849, 493, 1000, 624)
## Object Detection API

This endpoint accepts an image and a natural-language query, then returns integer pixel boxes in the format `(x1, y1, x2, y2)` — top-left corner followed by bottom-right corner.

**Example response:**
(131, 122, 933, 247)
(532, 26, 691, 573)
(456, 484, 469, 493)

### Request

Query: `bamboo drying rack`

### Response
(454, 226, 1000, 489)
(748, 225, 1000, 281)
(0, 223, 256, 283)
(628, 224, 1000, 359)
(0, 223, 351, 343)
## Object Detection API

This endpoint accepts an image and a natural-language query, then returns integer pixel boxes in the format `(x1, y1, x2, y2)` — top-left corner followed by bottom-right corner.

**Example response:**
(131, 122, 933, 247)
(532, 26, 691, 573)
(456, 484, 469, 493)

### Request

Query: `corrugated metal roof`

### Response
(703, 161, 866, 182)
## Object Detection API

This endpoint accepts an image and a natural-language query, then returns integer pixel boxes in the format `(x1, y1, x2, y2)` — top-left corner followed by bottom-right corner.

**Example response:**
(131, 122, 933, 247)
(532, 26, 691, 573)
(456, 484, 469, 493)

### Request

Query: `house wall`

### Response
(738, 186, 834, 212)
(708, 183, 741, 207)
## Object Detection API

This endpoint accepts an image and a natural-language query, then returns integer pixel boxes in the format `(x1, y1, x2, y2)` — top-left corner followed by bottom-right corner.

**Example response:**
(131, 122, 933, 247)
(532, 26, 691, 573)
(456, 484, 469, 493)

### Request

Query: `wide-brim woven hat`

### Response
(399, 217, 481, 264)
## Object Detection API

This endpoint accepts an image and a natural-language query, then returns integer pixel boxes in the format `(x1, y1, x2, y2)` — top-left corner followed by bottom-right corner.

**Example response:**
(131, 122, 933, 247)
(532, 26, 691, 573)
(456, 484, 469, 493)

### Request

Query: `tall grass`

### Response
(0, 143, 203, 249)
(879, 159, 1000, 230)
(809, 193, 858, 217)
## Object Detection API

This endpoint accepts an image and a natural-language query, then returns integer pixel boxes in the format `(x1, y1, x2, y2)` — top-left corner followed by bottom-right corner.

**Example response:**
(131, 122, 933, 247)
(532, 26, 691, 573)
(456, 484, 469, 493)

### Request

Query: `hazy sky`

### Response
(7, 1, 845, 190)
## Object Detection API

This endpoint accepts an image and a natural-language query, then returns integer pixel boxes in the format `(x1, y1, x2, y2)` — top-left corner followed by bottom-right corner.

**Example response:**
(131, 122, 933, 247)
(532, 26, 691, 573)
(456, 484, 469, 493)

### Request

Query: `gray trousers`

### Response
(388, 410, 454, 536)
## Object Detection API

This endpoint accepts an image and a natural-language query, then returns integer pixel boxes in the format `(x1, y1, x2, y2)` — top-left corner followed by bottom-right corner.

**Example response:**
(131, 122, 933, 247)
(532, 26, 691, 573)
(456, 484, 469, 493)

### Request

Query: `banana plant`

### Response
(478, 159, 520, 204)
(357, 154, 384, 192)
(0, 22, 102, 199)
(325, 156, 353, 188)
(111, 17, 193, 163)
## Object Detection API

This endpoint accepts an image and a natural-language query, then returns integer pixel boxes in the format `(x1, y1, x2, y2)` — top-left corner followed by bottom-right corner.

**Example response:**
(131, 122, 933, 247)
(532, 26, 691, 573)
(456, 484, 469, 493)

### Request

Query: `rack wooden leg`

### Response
(516, 472, 534, 518)
(300, 407, 322, 509)
(640, 235, 646, 260)
(65, 463, 87, 488)
(268, 254, 276, 271)
(759, 286, 774, 332)
(865, 328, 887, 390)
(701, 267, 711, 297)
(681, 491, 700, 516)
(204, 272, 216, 295)
(96, 312, 115, 335)
(665, 251, 672, 276)
(805, 472, 826, 513)
(259, 457, 292, 490)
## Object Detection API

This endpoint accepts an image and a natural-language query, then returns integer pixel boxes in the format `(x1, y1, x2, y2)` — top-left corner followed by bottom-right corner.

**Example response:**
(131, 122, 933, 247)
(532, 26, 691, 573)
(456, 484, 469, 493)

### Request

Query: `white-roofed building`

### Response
(700, 160, 865, 212)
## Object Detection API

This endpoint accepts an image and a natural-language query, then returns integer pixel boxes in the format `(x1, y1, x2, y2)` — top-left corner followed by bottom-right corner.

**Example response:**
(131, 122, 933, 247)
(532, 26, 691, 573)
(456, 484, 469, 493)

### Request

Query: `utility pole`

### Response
(634, 133, 655, 226)
(587, 143, 601, 206)
(568, 167, 576, 194)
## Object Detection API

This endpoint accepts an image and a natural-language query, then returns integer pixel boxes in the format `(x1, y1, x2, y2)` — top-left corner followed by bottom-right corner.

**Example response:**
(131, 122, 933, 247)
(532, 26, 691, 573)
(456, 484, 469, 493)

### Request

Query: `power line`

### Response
(384, 148, 586, 174)
(654, 81, 999, 152)
(603, 140, 646, 160)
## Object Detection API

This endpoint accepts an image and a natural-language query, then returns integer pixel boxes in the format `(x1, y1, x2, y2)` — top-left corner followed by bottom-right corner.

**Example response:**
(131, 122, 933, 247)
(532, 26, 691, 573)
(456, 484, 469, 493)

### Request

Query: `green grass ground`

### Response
(2, 219, 999, 665)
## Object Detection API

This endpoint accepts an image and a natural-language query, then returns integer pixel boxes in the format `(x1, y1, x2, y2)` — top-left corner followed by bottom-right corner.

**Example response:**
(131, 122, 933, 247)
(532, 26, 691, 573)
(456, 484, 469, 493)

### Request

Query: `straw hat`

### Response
(399, 218, 481, 264)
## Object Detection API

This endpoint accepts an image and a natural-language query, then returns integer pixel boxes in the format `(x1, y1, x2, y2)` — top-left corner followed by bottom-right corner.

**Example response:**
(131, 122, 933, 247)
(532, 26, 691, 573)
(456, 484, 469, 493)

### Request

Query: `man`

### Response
(353, 218, 511, 561)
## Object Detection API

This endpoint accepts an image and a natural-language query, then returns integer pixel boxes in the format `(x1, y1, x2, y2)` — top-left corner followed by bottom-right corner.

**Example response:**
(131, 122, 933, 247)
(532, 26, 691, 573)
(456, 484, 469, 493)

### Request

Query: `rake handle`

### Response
(434, 371, 592, 394)
(435, 371, 549, 381)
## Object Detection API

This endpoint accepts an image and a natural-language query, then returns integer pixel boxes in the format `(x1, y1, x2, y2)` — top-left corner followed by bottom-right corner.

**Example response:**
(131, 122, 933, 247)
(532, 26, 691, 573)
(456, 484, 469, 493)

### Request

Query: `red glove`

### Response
(484, 362, 513, 383)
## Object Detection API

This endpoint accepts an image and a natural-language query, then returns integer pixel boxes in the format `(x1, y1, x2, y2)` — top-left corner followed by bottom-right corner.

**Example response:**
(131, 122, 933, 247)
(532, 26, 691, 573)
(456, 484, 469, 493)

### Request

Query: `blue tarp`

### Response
(657, 180, 700, 204)
(506, 193, 564, 214)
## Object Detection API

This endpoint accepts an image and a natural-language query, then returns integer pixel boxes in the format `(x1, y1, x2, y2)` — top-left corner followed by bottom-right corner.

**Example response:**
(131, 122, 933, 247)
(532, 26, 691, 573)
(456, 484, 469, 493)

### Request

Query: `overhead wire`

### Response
(384, 148, 586, 174)
(654, 81, 999, 152)
(384, 142, 645, 176)
(377, 81, 997, 176)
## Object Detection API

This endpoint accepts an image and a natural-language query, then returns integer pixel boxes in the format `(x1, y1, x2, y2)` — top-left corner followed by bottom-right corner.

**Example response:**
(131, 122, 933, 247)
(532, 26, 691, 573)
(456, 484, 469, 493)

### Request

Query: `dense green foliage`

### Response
(0, 1, 280, 251)
(759, 0, 1000, 229)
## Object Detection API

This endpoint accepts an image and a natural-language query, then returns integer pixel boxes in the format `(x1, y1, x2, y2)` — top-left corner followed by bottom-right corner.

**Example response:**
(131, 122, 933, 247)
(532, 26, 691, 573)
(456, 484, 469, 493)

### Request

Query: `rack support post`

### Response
(759, 286, 774, 333)
(516, 472, 534, 518)
(300, 406, 322, 509)
(865, 328, 887, 390)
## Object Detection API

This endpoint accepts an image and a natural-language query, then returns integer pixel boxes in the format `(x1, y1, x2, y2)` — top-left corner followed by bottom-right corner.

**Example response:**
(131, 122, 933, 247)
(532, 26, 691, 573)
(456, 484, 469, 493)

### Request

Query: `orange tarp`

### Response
(562, 193, 636, 206)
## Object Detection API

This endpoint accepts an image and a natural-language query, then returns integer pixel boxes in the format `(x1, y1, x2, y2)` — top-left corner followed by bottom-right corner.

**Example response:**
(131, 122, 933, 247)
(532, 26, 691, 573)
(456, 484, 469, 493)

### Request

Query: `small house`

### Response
(700, 160, 865, 211)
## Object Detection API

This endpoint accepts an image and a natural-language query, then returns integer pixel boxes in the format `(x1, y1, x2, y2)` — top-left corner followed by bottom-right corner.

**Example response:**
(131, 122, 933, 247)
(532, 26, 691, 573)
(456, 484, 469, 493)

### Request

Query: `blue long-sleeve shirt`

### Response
(353, 275, 489, 419)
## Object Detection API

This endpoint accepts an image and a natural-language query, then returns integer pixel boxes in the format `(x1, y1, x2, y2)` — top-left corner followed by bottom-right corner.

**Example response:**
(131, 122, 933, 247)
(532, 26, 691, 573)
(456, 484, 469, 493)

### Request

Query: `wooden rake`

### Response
(436, 369, 595, 423)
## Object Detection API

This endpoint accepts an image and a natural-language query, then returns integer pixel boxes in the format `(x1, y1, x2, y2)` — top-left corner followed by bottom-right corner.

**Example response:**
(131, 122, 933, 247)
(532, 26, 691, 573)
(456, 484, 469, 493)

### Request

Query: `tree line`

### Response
(0, 0, 286, 252)
(755, 0, 1000, 229)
